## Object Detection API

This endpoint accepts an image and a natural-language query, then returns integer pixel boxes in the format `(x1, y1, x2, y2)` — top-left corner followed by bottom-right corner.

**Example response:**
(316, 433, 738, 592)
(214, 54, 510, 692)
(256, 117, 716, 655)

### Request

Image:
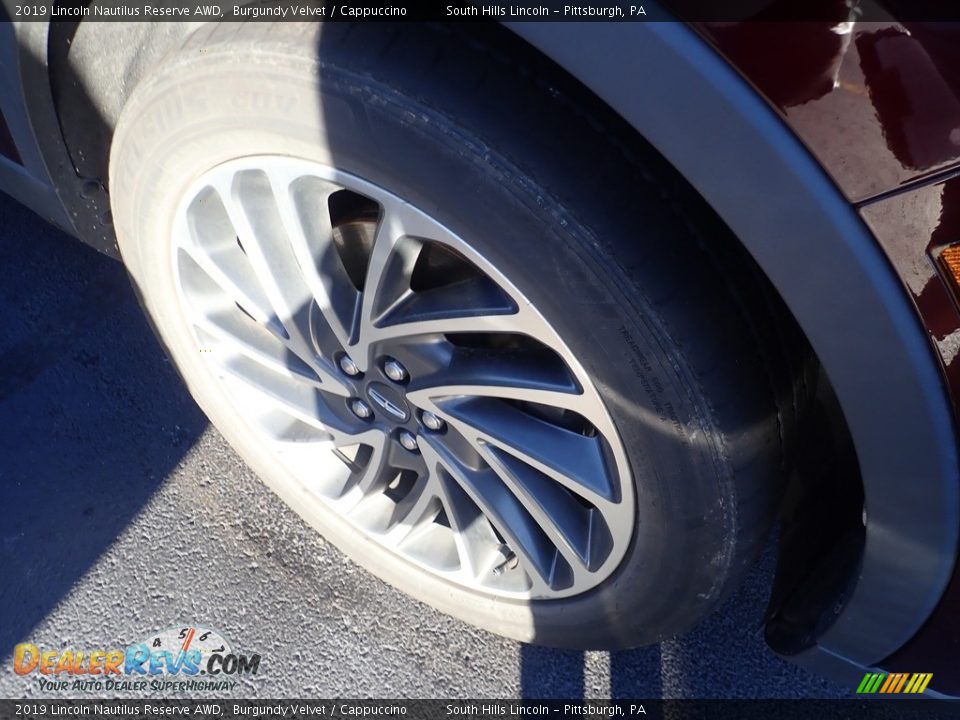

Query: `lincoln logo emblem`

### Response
(367, 385, 409, 422)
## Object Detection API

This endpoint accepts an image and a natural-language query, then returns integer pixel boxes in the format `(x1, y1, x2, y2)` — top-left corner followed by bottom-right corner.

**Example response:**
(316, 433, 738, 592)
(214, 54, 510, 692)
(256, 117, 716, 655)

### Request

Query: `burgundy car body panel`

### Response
(859, 178, 960, 417)
(698, 20, 960, 204)
(860, 177, 960, 690)
(700, 13, 960, 694)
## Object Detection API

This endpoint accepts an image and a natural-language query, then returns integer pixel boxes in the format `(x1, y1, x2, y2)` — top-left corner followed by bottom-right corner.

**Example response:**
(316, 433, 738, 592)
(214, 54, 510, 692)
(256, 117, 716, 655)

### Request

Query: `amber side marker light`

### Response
(940, 245, 960, 294)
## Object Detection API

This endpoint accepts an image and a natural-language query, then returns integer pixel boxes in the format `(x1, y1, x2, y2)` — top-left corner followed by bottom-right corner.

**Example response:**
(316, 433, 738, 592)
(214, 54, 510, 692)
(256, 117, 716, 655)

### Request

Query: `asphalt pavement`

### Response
(0, 191, 849, 699)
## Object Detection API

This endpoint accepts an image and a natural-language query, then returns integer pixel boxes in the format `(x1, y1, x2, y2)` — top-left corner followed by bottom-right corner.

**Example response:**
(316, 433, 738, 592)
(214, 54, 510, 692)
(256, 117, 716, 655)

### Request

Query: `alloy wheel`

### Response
(172, 156, 635, 599)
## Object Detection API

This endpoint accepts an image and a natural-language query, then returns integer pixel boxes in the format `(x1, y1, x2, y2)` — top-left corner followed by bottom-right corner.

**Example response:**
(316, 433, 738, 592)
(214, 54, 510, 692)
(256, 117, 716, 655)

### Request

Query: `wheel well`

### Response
(50, 16, 871, 654)
(48, 17, 195, 185)
(464, 23, 868, 654)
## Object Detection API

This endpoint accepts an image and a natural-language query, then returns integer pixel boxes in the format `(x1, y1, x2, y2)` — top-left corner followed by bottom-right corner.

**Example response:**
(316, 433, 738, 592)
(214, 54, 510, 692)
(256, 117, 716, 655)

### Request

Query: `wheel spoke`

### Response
(177, 236, 282, 336)
(218, 355, 361, 443)
(481, 444, 597, 572)
(212, 171, 349, 396)
(351, 435, 391, 497)
(411, 384, 589, 418)
(333, 433, 393, 512)
(408, 346, 579, 398)
(371, 305, 526, 345)
(192, 307, 323, 388)
(385, 472, 443, 546)
(406, 359, 587, 415)
(421, 435, 561, 593)
(430, 460, 504, 581)
(408, 357, 614, 575)
(355, 211, 417, 367)
(270, 172, 362, 351)
(435, 397, 617, 507)
(355, 201, 522, 354)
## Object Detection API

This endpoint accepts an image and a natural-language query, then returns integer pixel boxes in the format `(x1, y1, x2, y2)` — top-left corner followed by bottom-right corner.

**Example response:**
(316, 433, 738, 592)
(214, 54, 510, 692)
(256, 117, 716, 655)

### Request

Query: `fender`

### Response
(507, 17, 959, 675)
(0, 18, 72, 233)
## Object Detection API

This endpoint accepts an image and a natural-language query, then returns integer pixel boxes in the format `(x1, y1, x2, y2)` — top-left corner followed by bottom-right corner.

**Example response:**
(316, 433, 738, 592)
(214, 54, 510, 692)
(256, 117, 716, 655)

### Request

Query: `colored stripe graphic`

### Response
(879, 674, 896, 693)
(893, 673, 909, 693)
(857, 672, 933, 694)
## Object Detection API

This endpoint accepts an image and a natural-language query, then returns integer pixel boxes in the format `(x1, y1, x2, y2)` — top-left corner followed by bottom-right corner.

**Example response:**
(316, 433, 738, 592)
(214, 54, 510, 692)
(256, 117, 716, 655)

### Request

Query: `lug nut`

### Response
(383, 358, 408, 383)
(398, 431, 419, 452)
(350, 399, 372, 419)
(421, 411, 444, 431)
(339, 354, 360, 376)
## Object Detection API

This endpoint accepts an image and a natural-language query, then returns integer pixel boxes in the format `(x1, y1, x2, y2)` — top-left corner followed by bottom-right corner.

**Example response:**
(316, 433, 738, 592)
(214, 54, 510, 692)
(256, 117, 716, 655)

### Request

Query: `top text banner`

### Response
(8, 0, 960, 23)
(10, 0, 659, 22)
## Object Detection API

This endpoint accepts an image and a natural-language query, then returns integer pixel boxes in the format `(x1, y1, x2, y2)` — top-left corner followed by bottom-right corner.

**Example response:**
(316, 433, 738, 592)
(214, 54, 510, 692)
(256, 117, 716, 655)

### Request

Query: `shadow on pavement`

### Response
(520, 645, 665, 698)
(517, 538, 849, 698)
(0, 192, 206, 658)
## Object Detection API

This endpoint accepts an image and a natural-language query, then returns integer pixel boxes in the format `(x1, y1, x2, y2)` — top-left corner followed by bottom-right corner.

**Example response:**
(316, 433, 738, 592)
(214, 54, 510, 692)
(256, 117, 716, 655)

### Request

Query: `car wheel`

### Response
(109, 22, 810, 647)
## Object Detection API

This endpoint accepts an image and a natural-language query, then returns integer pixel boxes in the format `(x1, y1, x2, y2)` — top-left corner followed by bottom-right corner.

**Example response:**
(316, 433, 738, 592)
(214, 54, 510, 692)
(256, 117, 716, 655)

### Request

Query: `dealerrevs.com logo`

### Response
(12, 626, 260, 693)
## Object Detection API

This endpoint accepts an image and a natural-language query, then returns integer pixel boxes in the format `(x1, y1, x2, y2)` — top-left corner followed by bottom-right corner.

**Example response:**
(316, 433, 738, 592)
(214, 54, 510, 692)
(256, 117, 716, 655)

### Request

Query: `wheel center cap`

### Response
(366, 382, 410, 423)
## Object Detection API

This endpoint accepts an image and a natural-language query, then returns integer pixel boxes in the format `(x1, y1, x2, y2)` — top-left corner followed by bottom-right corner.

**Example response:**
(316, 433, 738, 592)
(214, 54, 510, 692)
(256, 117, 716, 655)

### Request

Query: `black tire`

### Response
(110, 21, 811, 648)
